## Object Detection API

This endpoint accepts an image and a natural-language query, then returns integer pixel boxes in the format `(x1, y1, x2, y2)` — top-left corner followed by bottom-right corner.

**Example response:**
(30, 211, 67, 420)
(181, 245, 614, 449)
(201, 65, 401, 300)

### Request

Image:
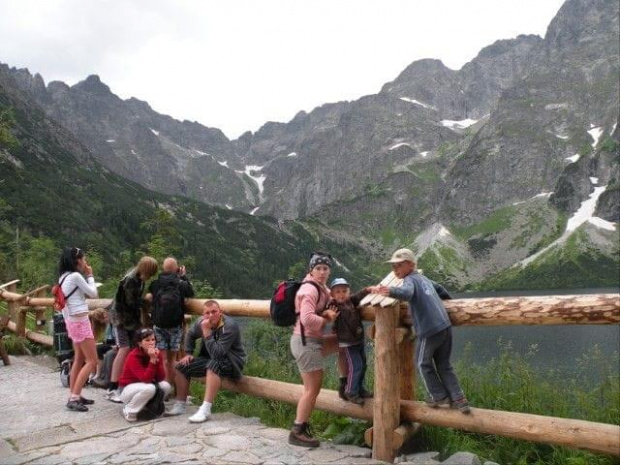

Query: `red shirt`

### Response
(119, 347, 166, 387)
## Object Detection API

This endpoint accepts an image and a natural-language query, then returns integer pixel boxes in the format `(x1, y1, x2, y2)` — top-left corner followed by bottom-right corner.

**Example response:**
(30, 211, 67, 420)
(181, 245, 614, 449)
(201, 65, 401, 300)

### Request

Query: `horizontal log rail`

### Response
(1, 280, 619, 460)
(221, 376, 620, 456)
(0, 293, 617, 325)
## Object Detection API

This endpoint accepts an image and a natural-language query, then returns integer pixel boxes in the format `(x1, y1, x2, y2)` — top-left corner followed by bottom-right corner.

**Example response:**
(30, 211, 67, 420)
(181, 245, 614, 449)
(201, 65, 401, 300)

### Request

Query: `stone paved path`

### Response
(0, 356, 382, 464)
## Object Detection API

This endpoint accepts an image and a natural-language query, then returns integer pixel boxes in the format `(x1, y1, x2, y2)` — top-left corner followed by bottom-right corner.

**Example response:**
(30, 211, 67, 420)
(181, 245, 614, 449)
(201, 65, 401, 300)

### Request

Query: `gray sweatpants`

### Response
(416, 327, 465, 402)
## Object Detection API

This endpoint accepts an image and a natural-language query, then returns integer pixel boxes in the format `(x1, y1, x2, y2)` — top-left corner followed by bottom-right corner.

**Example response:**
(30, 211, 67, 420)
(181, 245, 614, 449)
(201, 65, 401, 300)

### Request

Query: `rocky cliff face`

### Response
(4, 0, 617, 289)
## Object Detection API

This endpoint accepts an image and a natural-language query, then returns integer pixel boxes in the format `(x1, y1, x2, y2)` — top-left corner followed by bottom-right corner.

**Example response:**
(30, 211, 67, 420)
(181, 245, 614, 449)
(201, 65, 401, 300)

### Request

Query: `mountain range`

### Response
(1, 0, 618, 292)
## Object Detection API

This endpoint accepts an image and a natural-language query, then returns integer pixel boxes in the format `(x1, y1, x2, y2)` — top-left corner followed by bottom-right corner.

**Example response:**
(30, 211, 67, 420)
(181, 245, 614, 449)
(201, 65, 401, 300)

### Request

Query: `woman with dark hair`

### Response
(106, 256, 158, 402)
(288, 252, 340, 447)
(118, 328, 171, 422)
(57, 247, 99, 412)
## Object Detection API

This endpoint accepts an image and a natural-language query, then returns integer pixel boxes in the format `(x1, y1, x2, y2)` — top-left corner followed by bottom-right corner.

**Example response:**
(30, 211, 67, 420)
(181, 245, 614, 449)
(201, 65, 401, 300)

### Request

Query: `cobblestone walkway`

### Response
(0, 356, 381, 464)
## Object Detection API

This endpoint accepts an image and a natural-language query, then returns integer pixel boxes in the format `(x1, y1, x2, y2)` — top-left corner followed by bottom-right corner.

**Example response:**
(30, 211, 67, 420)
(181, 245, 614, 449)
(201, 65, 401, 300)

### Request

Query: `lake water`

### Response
(450, 288, 620, 381)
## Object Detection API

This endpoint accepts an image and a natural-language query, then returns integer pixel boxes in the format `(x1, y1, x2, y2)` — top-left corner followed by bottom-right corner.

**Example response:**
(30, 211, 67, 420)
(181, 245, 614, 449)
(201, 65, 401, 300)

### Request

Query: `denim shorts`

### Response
(154, 325, 183, 351)
(290, 335, 324, 373)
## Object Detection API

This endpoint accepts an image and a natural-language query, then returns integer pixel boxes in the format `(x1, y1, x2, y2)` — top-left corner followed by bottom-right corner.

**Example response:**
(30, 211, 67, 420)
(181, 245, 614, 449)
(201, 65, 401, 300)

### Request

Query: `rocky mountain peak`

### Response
(72, 75, 112, 95)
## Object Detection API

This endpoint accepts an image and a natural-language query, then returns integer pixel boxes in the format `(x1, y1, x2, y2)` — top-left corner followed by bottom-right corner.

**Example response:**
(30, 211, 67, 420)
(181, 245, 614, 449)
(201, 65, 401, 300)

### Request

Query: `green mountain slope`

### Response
(0, 74, 368, 298)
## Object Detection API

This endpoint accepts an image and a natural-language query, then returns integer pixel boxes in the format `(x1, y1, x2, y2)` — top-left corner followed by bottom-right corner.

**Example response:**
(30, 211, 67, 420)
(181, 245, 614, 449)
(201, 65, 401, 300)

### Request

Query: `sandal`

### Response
(66, 400, 89, 412)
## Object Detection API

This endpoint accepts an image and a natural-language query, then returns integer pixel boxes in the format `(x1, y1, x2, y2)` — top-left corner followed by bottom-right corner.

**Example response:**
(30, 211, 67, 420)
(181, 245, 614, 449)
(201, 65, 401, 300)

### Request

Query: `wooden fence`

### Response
(0, 279, 619, 461)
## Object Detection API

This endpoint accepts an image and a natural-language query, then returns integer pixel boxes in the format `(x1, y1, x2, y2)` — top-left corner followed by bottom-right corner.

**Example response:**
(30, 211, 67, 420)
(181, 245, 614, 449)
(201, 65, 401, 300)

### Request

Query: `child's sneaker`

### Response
(425, 396, 450, 408)
(345, 393, 364, 405)
(188, 407, 210, 423)
(451, 398, 471, 414)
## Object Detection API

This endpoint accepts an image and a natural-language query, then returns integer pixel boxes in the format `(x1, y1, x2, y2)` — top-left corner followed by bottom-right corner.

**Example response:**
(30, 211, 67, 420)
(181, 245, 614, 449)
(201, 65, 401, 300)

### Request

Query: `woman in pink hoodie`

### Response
(288, 252, 339, 448)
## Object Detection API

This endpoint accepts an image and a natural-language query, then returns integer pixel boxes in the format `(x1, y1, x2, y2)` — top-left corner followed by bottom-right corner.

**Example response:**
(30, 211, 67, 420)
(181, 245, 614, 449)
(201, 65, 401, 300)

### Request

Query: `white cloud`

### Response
(0, 0, 565, 139)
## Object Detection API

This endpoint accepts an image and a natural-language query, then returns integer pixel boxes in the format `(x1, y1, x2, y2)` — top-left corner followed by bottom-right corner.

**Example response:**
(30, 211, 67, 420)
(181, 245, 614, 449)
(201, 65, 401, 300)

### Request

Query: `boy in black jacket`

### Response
(328, 278, 372, 405)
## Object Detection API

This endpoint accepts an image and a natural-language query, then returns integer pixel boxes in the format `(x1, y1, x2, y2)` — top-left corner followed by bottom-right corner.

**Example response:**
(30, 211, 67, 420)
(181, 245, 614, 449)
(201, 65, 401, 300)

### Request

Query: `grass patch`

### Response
(186, 320, 618, 464)
(452, 206, 516, 240)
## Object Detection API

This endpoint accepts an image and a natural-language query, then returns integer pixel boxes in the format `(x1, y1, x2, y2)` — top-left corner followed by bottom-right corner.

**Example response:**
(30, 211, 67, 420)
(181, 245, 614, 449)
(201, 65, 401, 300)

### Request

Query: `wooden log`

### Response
(219, 375, 620, 456)
(399, 321, 415, 403)
(221, 375, 373, 420)
(364, 427, 373, 447)
(373, 295, 400, 462)
(16, 306, 27, 337)
(393, 422, 421, 449)
(6, 321, 53, 347)
(3, 294, 619, 326)
(6, 283, 18, 323)
(0, 314, 10, 365)
(400, 401, 620, 456)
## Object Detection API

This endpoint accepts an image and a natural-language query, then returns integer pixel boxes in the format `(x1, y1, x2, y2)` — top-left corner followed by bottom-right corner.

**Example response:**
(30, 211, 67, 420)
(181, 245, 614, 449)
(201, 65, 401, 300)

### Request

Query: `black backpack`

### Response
(270, 279, 320, 345)
(152, 277, 184, 329)
(137, 383, 166, 420)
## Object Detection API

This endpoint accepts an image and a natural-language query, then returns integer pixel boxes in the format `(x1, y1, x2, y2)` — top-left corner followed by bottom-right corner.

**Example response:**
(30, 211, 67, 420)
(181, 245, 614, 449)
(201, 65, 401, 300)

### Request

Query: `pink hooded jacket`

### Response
(292, 273, 331, 340)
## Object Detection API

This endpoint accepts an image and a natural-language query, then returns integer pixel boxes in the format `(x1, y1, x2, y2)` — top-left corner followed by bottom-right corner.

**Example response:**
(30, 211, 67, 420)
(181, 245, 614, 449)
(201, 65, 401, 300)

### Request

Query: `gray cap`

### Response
(386, 248, 415, 263)
(330, 278, 350, 289)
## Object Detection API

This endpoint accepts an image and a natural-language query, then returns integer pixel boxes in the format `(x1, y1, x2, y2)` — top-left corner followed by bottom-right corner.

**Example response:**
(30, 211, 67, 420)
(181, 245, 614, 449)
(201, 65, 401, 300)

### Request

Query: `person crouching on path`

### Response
(57, 247, 99, 412)
(328, 278, 372, 405)
(165, 300, 246, 422)
(145, 257, 194, 387)
(288, 252, 340, 448)
(118, 328, 171, 422)
(369, 248, 470, 413)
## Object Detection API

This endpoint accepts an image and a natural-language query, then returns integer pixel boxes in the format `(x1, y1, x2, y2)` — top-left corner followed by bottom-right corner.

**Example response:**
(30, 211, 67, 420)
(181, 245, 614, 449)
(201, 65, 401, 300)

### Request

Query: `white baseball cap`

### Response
(386, 248, 415, 263)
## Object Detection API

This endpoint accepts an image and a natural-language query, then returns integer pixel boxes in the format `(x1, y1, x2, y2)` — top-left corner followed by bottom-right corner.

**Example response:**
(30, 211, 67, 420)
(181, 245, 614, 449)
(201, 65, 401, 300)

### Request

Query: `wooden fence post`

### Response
(6, 282, 18, 322)
(373, 303, 400, 462)
(34, 288, 47, 331)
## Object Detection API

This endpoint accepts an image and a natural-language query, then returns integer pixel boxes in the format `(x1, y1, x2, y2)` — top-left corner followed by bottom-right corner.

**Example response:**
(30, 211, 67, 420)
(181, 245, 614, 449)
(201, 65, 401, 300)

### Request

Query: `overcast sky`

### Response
(1, 0, 566, 139)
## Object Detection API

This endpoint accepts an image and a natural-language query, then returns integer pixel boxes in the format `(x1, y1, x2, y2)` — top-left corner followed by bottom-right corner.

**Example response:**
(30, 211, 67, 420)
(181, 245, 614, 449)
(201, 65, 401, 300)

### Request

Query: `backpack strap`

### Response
(298, 281, 322, 346)
(59, 272, 79, 300)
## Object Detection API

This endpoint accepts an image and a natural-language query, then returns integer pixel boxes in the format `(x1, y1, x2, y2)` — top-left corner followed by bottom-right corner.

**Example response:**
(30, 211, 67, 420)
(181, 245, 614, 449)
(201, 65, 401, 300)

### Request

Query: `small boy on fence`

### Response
(327, 278, 373, 405)
(369, 248, 470, 413)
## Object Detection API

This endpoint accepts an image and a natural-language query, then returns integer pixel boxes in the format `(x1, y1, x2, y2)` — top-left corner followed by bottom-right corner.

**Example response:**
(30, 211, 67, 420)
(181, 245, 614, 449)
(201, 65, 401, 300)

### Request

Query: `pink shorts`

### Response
(65, 318, 94, 343)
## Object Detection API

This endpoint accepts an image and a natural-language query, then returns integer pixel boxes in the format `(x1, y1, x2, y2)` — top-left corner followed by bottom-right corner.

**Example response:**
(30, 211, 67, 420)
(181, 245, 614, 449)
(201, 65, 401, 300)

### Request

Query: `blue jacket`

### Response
(388, 271, 452, 339)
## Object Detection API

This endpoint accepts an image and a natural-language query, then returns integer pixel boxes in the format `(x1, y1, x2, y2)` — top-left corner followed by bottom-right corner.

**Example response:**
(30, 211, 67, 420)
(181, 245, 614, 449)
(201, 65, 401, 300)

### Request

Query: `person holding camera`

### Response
(145, 257, 194, 387)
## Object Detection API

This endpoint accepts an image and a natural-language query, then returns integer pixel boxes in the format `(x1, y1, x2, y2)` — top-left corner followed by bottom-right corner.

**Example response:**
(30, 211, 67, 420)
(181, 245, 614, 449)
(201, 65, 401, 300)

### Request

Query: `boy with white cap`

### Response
(369, 248, 470, 413)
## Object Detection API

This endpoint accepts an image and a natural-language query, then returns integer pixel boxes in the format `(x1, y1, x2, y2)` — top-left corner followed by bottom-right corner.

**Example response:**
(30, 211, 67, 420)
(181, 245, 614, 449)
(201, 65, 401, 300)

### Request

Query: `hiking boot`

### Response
(338, 377, 347, 400)
(425, 396, 450, 408)
(122, 405, 137, 422)
(345, 393, 364, 405)
(288, 422, 320, 448)
(165, 401, 187, 416)
(79, 396, 95, 405)
(360, 388, 374, 398)
(66, 400, 88, 412)
(451, 398, 471, 414)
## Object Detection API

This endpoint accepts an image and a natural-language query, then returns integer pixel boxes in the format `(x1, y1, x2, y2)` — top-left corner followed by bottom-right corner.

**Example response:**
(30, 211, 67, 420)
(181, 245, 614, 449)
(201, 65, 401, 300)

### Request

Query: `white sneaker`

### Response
(105, 388, 123, 403)
(122, 406, 137, 422)
(188, 408, 210, 423)
(165, 402, 187, 416)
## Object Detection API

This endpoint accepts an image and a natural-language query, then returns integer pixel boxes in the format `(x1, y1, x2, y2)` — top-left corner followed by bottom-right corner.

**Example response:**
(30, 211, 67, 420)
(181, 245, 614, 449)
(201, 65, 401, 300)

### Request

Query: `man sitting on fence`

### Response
(165, 300, 246, 422)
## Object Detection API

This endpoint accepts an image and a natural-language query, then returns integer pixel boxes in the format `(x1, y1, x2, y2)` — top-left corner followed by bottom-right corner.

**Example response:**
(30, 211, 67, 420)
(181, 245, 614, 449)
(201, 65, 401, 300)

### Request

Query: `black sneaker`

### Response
(79, 396, 95, 405)
(360, 389, 374, 398)
(345, 394, 365, 405)
(66, 400, 88, 412)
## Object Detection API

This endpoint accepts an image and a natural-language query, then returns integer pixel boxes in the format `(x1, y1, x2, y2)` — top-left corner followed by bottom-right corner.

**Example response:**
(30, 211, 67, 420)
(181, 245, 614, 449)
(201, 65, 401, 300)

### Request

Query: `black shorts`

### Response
(175, 356, 241, 381)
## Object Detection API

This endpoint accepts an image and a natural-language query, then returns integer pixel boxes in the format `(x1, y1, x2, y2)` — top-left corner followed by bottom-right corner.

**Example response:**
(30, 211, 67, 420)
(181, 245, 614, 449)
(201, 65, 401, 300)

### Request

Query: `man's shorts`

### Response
(290, 335, 324, 373)
(154, 325, 183, 351)
(175, 356, 241, 381)
(113, 326, 136, 348)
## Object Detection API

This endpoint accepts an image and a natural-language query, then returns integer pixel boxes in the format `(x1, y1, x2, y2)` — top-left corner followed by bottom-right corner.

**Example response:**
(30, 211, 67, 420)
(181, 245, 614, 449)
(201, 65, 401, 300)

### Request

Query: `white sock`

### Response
(200, 401, 212, 414)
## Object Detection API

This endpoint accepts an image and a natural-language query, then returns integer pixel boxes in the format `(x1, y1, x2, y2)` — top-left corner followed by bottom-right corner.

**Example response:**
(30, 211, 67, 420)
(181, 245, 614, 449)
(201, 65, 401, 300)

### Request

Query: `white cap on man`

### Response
(386, 248, 415, 263)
